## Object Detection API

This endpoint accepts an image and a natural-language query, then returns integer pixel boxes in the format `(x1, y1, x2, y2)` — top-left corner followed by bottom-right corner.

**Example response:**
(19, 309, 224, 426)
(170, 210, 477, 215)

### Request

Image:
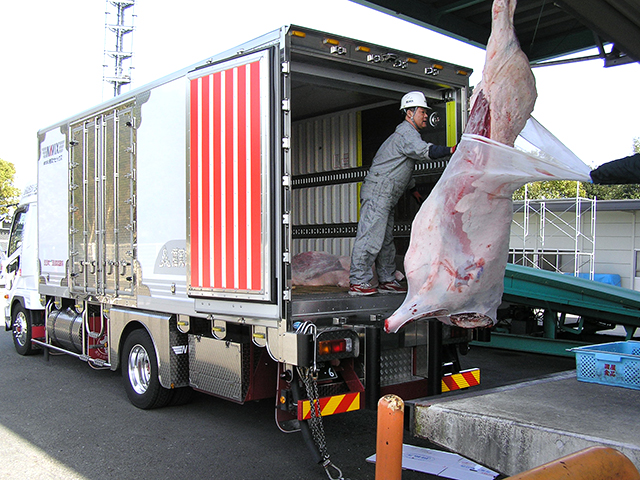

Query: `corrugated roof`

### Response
(352, 0, 640, 66)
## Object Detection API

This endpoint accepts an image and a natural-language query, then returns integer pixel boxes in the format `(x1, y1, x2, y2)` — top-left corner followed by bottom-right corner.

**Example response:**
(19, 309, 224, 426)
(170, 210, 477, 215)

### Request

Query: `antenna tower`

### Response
(103, 0, 136, 97)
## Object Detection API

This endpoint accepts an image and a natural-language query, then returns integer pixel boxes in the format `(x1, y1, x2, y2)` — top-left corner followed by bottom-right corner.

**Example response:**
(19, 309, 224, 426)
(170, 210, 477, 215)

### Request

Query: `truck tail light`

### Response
(316, 329, 359, 360)
(319, 338, 352, 356)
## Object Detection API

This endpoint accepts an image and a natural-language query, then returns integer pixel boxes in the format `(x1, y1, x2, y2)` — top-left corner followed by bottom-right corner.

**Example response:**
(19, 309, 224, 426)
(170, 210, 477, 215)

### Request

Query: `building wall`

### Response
(510, 204, 640, 291)
(594, 211, 636, 289)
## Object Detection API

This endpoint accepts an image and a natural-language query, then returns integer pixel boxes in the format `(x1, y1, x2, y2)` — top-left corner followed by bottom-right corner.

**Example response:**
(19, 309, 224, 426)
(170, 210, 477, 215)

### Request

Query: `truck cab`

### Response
(4, 185, 44, 354)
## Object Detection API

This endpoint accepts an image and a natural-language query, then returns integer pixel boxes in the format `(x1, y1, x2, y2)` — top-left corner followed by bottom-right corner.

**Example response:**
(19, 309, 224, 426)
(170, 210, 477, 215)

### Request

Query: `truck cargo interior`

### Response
(289, 61, 452, 276)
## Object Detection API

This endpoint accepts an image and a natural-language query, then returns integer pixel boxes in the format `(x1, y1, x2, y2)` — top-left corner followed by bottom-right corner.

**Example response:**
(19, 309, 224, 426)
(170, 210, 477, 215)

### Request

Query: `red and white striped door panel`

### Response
(188, 51, 272, 300)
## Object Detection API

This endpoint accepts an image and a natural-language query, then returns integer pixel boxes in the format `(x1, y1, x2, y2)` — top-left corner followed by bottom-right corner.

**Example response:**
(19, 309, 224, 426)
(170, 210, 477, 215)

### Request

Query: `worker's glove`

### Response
(451, 145, 456, 154)
(409, 187, 424, 205)
(429, 144, 455, 159)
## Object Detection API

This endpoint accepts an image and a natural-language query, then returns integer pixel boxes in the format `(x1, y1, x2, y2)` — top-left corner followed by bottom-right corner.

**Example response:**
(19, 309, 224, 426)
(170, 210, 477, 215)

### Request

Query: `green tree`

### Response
(582, 182, 640, 200)
(513, 179, 585, 200)
(0, 159, 20, 215)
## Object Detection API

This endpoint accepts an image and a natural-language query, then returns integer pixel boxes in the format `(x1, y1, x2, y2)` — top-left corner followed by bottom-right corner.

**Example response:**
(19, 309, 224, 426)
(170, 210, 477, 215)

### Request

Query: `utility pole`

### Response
(103, 0, 136, 97)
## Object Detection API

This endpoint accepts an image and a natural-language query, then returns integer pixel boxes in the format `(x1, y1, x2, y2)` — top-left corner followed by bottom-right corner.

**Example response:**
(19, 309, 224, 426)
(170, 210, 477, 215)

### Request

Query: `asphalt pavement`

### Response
(0, 325, 576, 480)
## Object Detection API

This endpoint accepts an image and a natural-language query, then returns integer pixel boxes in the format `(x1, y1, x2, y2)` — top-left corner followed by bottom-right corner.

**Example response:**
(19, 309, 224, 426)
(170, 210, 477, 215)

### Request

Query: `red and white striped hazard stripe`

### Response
(189, 59, 264, 293)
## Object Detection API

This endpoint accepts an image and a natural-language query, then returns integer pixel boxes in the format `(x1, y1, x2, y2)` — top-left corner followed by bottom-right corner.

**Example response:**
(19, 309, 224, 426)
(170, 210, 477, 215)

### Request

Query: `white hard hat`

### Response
(400, 91, 431, 110)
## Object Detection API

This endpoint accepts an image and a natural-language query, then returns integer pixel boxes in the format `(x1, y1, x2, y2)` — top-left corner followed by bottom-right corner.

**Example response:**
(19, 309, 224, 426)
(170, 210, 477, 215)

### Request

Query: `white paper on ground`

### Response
(366, 444, 499, 480)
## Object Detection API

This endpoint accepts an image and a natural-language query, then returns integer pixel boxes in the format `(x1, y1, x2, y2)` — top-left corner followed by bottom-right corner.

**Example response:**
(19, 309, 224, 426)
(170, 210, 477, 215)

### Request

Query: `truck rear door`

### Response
(187, 50, 276, 305)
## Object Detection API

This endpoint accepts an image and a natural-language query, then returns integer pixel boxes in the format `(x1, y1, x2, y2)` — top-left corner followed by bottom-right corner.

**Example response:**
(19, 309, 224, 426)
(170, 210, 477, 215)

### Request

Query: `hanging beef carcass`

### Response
(384, 0, 591, 333)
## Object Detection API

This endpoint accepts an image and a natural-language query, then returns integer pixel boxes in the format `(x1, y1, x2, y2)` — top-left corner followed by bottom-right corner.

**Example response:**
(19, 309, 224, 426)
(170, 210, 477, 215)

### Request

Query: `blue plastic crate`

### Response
(570, 341, 640, 390)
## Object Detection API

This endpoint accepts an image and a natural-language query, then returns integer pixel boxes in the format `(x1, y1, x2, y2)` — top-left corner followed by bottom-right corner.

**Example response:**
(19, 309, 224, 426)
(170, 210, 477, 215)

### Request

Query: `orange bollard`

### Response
(506, 446, 640, 480)
(376, 394, 404, 480)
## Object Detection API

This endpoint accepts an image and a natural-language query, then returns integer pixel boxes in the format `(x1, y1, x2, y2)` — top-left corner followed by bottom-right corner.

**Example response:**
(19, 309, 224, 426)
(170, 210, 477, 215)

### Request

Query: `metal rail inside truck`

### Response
(4, 25, 479, 467)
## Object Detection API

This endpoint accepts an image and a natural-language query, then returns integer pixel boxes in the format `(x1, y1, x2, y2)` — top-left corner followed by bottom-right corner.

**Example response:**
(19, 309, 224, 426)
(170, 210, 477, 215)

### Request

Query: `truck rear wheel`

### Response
(122, 329, 172, 409)
(168, 386, 194, 406)
(12, 304, 35, 356)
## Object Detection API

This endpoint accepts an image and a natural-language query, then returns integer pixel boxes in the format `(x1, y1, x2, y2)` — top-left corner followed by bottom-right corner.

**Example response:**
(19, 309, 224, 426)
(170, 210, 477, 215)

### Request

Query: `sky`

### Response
(1, 0, 639, 190)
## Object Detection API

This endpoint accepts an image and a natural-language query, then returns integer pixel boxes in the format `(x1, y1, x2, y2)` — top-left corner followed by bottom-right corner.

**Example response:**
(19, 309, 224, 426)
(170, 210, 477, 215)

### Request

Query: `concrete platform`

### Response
(410, 370, 640, 477)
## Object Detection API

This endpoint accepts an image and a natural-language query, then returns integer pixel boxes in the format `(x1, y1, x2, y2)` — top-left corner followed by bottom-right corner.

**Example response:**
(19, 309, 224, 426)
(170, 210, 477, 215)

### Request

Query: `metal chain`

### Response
(298, 367, 344, 480)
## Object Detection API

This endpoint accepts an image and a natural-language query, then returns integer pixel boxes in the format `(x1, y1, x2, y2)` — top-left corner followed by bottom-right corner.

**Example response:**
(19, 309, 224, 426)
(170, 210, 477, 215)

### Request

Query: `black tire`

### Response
(12, 304, 36, 356)
(121, 329, 172, 409)
(168, 386, 195, 407)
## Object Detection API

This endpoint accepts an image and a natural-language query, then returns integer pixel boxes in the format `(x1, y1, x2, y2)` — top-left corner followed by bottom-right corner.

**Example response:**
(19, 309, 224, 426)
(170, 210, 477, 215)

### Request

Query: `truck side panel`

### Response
(38, 129, 69, 297)
(135, 78, 189, 307)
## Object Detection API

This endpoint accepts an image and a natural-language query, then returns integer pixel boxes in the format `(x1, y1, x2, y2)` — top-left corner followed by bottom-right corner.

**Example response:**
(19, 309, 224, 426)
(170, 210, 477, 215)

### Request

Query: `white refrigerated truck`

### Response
(4, 25, 479, 457)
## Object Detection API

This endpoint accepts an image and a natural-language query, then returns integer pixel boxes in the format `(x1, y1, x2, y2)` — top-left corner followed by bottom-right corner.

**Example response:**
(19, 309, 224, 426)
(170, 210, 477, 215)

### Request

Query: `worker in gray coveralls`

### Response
(349, 91, 455, 296)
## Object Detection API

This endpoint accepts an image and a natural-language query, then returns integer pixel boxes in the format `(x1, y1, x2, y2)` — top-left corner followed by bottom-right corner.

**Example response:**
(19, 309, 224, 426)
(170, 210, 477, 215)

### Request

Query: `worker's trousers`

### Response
(349, 175, 404, 285)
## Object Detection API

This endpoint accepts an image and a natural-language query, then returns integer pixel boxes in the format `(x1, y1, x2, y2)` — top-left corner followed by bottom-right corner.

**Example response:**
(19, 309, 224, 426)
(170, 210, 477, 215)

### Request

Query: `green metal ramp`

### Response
(476, 264, 640, 356)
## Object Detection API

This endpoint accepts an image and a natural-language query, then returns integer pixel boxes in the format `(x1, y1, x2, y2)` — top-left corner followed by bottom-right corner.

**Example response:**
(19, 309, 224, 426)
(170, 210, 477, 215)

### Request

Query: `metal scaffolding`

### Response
(103, 0, 136, 97)
(510, 195, 597, 279)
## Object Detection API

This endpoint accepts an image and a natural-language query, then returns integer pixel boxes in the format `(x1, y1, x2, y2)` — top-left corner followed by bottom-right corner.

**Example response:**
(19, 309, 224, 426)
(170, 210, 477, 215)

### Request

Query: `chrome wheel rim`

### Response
(13, 311, 28, 347)
(128, 344, 151, 395)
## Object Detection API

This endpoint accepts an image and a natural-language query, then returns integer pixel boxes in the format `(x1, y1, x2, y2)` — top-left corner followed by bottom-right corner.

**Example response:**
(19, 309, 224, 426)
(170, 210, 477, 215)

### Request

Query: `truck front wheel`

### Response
(122, 329, 172, 409)
(12, 304, 35, 356)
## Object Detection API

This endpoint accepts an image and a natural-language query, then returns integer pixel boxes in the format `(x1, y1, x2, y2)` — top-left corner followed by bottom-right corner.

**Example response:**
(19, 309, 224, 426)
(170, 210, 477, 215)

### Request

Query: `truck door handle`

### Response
(82, 261, 96, 274)
(120, 261, 130, 276)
